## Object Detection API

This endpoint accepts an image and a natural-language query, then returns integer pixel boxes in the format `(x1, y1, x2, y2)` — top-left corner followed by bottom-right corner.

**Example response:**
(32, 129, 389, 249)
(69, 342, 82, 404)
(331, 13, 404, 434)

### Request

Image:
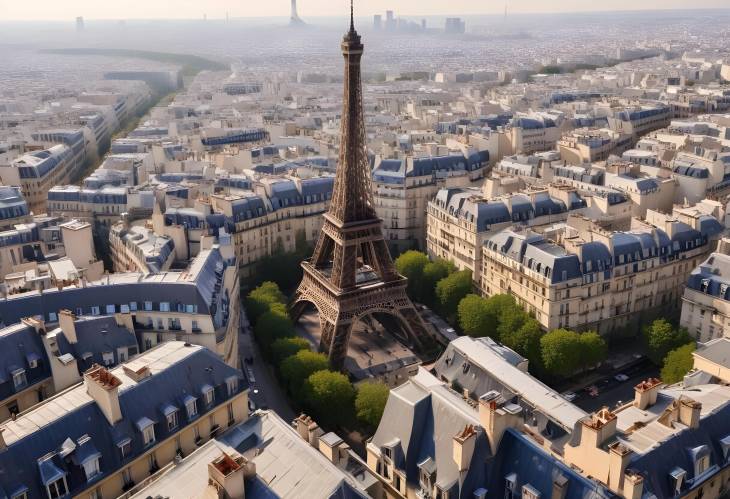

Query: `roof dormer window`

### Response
(670, 467, 686, 495)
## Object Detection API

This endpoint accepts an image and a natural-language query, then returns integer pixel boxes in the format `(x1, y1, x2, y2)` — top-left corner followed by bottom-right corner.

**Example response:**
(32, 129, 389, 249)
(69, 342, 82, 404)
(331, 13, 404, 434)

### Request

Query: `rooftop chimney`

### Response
(85, 364, 123, 425)
(478, 391, 522, 450)
(634, 378, 662, 410)
(453, 425, 477, 472)
(678, 397, 702, 429)
(58, 309, 77, 344)
(294, 414, 323, 447)
(581, 408, 618, 448)
(208, 452, 250, 499)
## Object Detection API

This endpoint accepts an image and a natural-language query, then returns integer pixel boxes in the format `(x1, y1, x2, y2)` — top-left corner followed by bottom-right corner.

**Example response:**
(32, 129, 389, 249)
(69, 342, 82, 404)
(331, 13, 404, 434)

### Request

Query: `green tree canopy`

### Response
(435, 270, 473, 324)
(271, 337, 312, 365)
(303, 370, 356, 427)
(280, 350, 330, 396)
(661, 343, 696, 384)
(254, 308, 295, 356)
(457, 294, 498, 338)
(643, 319, 691, 365)
(394, 251, 430, 300)
(495, 303, 527, 342)
(421, 259, 456, 306)
(355, 382, 390, 429)
(540, 329, 583, 377)
(578, 331, 608, 369)
(502, 318, 543, 371)
(246, 281, 287, 325)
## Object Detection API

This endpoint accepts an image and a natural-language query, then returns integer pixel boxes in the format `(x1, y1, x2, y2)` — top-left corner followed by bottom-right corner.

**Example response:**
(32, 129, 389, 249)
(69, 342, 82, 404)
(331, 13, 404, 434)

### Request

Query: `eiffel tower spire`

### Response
(291, 4, 434, 371)
(329, 0, 374, 225)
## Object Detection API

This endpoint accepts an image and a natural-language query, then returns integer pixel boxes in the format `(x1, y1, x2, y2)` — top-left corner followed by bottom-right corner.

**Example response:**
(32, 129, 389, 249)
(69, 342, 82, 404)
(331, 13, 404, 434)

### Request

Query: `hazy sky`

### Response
(2, 0, 728, 21)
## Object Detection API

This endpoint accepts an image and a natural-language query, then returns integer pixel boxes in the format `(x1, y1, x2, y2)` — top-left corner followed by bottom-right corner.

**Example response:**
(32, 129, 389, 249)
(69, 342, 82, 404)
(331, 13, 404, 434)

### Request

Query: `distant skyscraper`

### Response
(445, 17, 466, 34)
(385, 10, 396, 32)
(421, 19, 427, 30)
(373, 14, 382, 31)
(290, 0, 305, 26)
(75, 16, 84, 32)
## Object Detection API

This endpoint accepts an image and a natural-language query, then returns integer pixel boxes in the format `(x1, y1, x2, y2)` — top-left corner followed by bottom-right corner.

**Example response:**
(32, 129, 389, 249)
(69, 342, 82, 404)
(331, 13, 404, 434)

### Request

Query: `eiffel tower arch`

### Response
(290, 4, 434, 371)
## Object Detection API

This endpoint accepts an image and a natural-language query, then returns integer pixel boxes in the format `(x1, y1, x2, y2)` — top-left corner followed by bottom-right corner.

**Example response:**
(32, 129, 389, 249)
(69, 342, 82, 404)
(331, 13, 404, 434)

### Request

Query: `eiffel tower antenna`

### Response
(290, 3, 434, 370)
(350, 0, 354, 32)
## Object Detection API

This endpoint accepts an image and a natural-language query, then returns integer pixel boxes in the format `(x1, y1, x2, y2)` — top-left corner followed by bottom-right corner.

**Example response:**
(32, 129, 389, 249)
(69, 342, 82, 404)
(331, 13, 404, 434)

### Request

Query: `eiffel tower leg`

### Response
(319, 321, 336, 355)
(397, 305, 429, 350)
(328, 322, 355, 371)
(289, 296, 309, 322)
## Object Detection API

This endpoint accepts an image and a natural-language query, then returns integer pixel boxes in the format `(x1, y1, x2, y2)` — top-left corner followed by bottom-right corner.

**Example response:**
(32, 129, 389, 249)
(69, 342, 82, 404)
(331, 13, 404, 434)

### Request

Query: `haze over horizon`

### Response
(1, 0, 729, 22)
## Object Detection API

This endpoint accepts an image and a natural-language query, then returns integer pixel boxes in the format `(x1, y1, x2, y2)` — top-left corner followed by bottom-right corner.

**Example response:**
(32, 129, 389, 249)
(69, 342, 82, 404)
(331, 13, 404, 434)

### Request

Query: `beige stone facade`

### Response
(479, 213, 716, 334)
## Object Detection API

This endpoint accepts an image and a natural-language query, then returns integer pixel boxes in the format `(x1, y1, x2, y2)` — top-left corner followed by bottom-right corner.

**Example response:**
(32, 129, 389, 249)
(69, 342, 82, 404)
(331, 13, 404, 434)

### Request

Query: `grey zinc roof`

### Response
(54, 316, 138, 372)
(0, 342, 246, 499)
(433, 337, 587, 432)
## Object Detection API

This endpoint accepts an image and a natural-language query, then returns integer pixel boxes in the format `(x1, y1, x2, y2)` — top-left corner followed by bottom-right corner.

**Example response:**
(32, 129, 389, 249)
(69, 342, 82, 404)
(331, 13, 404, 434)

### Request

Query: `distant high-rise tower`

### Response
(291, 1, 433, 370)
(373, 14, 382, 31)
(75, 16, 84, 32)
(290, 0, 305, 26)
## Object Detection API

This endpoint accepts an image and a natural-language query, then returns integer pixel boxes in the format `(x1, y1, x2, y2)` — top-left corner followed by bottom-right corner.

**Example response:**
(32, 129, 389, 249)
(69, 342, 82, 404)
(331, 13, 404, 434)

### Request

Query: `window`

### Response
(11, 489, 28, 499)
(167, 410, 179, 431)
(129, 302, 138, 311)
(159, 302, 170, 312)
(227, 403, 234, 425)
(118, 439, 131, 459)
(89, 488, 101, 499)
(12, 369, 27, 390)
(191, 320, 199, 331)
(47, 477, 67, 499)
(102, 352, 114, 366)
(226, 376, 238, 396)
(522, 485, 541, 499)
(142, 424, 155, 446)
(505, 473, 517, 499)
(106, 305, 115, 314)
(144, 301, 152, 311)
(48, 312, 57, 322)
(148, 453, 158, 473)
(90, 306, 100, 316)
(83, 457, 101, 481)
(186, 398, 198, 419)
(122, 468, 132, 486)
(203, 386, 214, 407)
(120, 304, 130, 314)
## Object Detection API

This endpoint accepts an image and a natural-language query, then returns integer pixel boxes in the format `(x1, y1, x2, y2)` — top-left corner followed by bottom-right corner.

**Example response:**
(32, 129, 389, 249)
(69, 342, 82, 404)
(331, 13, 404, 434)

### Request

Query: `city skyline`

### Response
(2, 0, 730, 21)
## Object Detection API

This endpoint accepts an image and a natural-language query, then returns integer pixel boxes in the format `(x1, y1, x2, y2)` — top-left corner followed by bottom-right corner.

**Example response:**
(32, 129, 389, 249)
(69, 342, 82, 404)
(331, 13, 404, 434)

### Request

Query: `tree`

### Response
(457, 295, 497, 338)
(355, 382, 390, 429)
(421, 259, 456, 306)
(643, 319, 691, 365)
(495, 303, 527, 342)
(578, 331, 608, 369)
(540, 329, 582, 377)
(280, 350, 330, 396)
(661, 343, 696, 384)
(303, 370, 356, 427)
(502, 318, 543, 371)
(394, 251, 430, 300)
(435, 270, 473, 324)
(254, 308, 295, 355)
(271, 337, 311, 365)
(246, 281, 286, 325)
(484, 294, 518, 320)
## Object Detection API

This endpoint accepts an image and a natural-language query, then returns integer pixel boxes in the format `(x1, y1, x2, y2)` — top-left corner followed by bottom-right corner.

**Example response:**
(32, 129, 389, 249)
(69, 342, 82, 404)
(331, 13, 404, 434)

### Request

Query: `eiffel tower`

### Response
(291, 2, 432, 370)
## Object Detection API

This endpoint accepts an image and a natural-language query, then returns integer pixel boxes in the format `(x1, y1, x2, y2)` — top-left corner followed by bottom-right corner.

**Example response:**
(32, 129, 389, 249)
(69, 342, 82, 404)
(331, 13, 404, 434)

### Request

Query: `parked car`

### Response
(561, 391, 577, 402)
(614, 373, 629, 382)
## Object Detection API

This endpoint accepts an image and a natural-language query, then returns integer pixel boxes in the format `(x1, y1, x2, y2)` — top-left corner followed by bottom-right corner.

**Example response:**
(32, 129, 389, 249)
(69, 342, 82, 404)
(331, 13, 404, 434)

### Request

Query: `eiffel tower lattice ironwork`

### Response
(291, 3, 432, 370)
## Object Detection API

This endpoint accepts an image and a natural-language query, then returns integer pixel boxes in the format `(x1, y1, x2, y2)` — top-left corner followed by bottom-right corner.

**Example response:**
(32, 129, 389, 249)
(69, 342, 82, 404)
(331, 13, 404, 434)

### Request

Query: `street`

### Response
(238, 310, 296, 422)
(571, 360, 660, 413)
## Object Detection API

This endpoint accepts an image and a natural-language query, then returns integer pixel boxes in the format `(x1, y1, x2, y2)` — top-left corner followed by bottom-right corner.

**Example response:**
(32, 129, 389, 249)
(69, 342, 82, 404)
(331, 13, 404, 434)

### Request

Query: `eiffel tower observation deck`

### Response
(291, 2, 435, 371)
